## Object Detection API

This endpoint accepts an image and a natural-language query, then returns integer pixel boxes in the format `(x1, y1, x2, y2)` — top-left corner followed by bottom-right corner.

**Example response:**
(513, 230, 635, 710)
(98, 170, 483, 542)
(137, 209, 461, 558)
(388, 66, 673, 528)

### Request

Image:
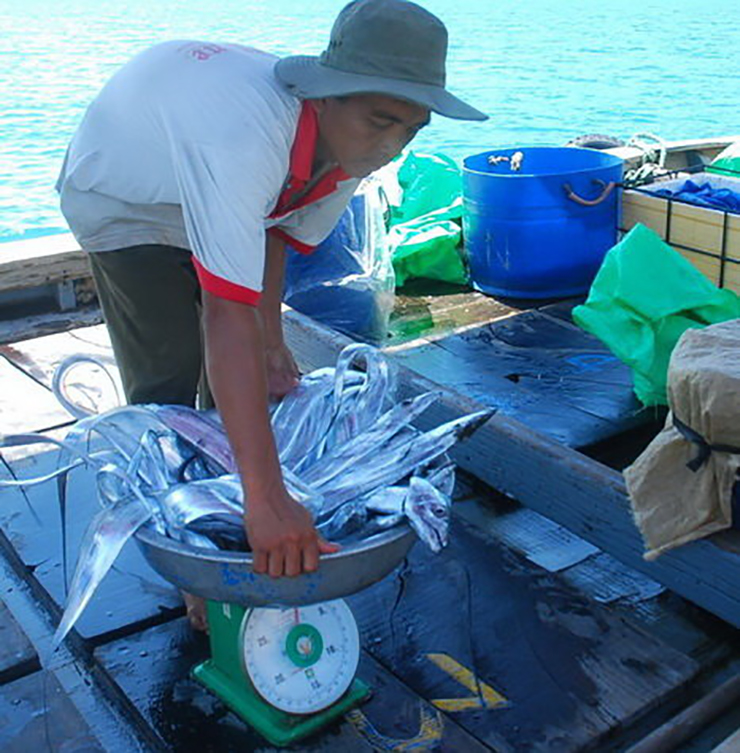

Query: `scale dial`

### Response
(241, 599, 360, 714)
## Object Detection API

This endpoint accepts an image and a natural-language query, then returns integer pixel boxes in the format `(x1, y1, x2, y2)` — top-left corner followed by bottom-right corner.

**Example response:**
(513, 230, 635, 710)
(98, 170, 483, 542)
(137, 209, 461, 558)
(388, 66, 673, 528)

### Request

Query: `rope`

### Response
(623, 132, 670, 188)
(672, 415, 740, 472)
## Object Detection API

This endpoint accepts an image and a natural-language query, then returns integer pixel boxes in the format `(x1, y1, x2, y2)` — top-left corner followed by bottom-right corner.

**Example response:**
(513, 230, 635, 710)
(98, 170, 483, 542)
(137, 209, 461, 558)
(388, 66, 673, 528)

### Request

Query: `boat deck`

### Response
(1, 293, 739, 751)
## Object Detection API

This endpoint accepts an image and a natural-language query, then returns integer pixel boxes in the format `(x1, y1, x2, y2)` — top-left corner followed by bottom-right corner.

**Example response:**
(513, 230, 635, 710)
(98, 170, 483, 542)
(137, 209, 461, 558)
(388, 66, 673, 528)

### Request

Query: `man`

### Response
(56, 0, 486, 626)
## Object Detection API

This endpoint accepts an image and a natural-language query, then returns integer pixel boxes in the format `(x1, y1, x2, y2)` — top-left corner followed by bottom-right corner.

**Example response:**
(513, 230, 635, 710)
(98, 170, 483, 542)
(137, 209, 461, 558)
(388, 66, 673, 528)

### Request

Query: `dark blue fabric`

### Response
(652, 180, 740, 214)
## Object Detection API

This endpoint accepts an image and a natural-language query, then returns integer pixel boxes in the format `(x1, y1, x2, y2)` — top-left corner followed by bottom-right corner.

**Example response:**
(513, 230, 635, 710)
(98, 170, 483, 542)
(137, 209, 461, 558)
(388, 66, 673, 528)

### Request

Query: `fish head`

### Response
(405, 476, 451, 554)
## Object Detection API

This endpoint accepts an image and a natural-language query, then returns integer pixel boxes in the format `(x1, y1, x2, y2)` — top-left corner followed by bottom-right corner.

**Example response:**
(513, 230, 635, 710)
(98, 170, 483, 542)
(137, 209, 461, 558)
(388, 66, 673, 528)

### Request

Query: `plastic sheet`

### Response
(651, 179, 740, 214)
(283, 178, 394, 344)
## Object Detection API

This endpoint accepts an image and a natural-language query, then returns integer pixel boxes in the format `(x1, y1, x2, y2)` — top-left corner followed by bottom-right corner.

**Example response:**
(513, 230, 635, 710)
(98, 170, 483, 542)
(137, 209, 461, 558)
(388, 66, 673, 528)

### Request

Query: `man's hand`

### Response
(265, 342, 300, 400)
(246, 490, 339, 577)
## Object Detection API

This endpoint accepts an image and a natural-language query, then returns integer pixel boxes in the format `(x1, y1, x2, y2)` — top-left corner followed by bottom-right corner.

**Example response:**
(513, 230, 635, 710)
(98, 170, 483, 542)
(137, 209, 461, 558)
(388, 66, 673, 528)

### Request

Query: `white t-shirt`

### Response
(56, 40, 360, 305)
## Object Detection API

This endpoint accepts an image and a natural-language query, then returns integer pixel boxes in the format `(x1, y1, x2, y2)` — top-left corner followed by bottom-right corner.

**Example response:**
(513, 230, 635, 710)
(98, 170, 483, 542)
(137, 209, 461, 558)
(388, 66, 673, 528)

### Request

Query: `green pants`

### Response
(89, 245, 212, 407)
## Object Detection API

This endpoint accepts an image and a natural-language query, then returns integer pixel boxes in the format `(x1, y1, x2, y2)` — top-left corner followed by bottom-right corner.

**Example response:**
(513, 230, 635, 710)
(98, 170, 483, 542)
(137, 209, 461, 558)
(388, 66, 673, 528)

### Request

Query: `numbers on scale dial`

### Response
(242, 600, 360, 714)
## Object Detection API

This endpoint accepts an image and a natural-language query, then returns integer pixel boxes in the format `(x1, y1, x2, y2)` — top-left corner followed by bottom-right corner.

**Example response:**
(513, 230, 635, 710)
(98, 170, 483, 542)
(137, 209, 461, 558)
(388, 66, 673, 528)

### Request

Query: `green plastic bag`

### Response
(573, 223, 740, 406)
(707, 140, 740, 177)
(389, 151, 462, 225)
(385, 151, 468, 287)
(390, 208, 467, 287)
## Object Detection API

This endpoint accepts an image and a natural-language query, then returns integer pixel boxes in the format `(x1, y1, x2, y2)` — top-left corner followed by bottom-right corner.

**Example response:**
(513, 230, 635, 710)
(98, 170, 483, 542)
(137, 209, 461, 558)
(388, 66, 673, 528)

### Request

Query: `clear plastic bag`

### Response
(284, 178, 395, 344)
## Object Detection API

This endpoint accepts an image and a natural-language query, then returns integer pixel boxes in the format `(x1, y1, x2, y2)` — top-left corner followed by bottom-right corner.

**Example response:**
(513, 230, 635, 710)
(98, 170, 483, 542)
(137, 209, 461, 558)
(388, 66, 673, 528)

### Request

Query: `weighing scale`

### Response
(193, 598, 371, 747)
(135, 505, 418, 746)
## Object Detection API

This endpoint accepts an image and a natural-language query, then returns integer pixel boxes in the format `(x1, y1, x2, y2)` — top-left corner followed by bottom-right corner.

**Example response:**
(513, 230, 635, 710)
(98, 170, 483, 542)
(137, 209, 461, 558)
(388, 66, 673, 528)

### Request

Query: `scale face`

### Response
(241, 599, 360, 715)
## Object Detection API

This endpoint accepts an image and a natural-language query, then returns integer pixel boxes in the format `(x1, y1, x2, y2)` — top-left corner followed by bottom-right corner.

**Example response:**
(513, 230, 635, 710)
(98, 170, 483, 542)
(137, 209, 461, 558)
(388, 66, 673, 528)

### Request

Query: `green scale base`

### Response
(192, 600, 371, 747)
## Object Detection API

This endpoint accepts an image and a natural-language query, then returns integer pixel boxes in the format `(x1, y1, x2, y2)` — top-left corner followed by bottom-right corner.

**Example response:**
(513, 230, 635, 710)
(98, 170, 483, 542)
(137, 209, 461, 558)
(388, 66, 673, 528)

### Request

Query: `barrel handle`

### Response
(563, 179, 616, 206)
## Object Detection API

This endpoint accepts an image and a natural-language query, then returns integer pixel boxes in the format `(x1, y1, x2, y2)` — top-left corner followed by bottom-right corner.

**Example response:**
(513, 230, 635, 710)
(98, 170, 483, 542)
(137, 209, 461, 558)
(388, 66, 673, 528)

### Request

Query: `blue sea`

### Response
(0, 0, 737, 243)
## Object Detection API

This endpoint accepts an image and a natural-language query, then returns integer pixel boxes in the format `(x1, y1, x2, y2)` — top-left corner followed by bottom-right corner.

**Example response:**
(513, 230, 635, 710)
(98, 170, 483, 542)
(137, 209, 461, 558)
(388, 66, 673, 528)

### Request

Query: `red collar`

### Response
(270, 102, 351, 218)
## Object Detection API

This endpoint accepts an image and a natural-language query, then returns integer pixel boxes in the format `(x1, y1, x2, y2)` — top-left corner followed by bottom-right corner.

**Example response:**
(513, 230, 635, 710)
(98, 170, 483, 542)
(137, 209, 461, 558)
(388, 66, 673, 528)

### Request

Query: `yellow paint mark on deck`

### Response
(427, 652, 508, 712)
(347, 705, 444, 752)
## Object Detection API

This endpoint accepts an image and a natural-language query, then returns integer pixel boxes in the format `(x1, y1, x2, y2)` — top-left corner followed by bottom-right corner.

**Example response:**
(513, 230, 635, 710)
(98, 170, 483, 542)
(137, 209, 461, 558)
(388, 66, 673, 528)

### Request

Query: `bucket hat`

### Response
(275, 0, 488, 121)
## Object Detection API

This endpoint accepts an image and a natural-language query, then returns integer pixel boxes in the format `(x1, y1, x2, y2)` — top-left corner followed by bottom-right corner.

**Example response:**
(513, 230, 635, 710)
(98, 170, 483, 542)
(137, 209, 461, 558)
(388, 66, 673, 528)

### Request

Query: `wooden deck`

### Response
(284, 300, 740, 629)
(1, 179, 740, 750)
(0, 308, 738, 750)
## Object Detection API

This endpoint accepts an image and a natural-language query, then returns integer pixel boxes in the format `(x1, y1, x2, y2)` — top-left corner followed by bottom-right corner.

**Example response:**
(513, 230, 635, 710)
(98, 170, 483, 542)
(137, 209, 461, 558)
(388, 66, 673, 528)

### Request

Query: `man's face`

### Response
(313, 94, 430, 178)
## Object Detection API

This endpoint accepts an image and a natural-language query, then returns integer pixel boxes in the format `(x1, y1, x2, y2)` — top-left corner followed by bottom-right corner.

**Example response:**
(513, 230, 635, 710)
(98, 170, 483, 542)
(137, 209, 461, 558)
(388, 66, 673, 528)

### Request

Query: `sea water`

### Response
(0, 0, 737, 242)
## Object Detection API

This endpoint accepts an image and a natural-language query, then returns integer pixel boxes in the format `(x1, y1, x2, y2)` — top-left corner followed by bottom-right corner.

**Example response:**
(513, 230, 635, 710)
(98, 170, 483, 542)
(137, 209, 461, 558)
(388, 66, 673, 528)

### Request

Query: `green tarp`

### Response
(573, 223, 740, 406)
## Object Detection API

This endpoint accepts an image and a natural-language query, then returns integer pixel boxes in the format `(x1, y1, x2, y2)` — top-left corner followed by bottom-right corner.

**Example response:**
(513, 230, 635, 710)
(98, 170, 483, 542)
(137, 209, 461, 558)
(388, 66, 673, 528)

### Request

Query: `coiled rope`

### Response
(623, 132, 669, 188)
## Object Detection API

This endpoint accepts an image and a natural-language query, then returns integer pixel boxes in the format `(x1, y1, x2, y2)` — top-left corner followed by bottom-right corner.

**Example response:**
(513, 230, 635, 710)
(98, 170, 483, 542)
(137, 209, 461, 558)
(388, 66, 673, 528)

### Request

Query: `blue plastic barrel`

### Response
(462, 146, 623, 298)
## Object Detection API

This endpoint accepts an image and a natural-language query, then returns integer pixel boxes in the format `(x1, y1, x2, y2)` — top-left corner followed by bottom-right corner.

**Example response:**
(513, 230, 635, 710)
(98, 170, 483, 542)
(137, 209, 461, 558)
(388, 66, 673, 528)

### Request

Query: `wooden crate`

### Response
(621, 177, 740, 294)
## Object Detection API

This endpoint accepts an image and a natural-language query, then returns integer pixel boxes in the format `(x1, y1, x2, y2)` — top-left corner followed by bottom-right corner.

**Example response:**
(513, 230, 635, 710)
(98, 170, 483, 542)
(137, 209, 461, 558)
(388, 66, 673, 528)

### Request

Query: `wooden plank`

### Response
(623, 191, 669, 236)
(671, 203, 733, 258)
(389, 308, 649, 448)
(683, 250, 723, 287)
(0, 356, 73, 431)
(347, 517, 697, 752)
(712, 726, 740, 752)
(0, 307, 104, 347)
(0, 446, 183, 643)
(0, 601, 38, 685)
(0, 233, 89, 293)
(724, 259, 740, 293)
(0, 669, 104, 752)
(95, 617, 491, 752)
(390, 285, 523, 345)
(282, 307, 740, 628)
(0, 325, 119, 414)
(621, 188, 740, 294)
(622, 192, 740, 258)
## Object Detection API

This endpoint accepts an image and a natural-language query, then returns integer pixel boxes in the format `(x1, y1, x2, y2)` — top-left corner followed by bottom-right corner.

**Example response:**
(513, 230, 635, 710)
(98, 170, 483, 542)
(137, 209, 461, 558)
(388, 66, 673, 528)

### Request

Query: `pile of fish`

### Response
(0, 344, 491, 647)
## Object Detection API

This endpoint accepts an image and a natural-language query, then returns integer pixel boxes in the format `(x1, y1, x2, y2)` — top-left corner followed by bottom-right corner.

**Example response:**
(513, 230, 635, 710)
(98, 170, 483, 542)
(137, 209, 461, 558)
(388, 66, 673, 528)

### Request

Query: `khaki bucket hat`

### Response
(275, 0, 488, 121)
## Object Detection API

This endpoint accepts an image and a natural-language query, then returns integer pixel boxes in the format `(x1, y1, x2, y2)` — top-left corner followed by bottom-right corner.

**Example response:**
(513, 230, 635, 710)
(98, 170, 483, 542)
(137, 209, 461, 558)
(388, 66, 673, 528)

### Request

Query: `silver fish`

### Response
(364, 512, 405, 534)
(301, 391, 440, 488)
(275, 369, 365, 472)
(324, 344, 394, 449)
(13, 344, 493, 649)
(362, 486, 409, 516)
(180, 529, 221, 551)
(51, 434, 228, 645)
(316, 497, 368, 540)
(153, 405, 234, 474)
(186, 470, 324, 519)
(405, 476, 451, 554)
(419, 460, 456, 498)
(51, 353, 123, 420)
(158, 481, 242, 538)
(317, 411, 493, 513)
(184, 515, 247, 551)
(270, 368, 335, 446)
(291, 379, 365, 473)
(52, 483, 152, 648)
(60, 406, 169, 464)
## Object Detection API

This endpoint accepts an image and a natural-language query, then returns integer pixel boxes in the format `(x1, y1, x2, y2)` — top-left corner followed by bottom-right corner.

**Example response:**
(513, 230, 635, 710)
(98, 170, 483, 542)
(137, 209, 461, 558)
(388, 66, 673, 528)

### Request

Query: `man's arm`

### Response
(258, 232, 299, 399)
(202, 291, 337, 577)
